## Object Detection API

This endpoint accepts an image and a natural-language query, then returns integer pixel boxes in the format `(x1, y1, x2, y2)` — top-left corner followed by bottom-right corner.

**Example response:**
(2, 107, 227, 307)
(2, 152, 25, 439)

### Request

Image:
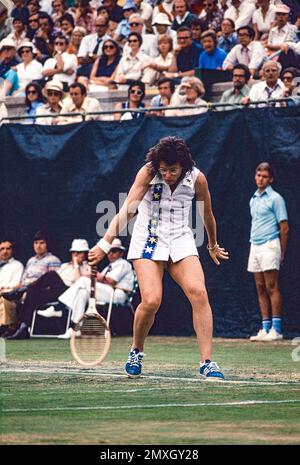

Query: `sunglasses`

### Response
(29, 18, 39, 23)
(27, 89, 37, 94)
(128, 39, 139, 43)
(129, 22, 141, 27)
(20, 49, 32, 54)
(55, 41, 65, 45)
(103, 44, 115, 49)
(130, 89, 143, 95)
(109, 248, 121, 253)
(282, 76, 293, 81)
(47, 90, 61, 96)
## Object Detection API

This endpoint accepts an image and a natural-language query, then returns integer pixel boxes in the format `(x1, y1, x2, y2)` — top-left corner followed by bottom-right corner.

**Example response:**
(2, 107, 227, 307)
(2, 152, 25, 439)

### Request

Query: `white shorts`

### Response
(247, 238, 281, 273)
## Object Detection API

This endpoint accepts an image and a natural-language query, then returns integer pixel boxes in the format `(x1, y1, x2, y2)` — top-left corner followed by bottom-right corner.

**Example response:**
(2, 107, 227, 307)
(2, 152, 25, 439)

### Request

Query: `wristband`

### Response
(97, 238, 112, 254)
(207, 242, 218, 251)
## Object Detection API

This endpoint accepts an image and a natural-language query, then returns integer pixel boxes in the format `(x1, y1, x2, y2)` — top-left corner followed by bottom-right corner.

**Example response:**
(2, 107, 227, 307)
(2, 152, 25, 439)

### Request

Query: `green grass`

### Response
(1, 336, 300, 445)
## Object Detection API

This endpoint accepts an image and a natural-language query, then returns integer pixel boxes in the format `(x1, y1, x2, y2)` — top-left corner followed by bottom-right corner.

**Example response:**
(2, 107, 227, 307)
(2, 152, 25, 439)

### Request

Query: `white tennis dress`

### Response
(127, 167, 200, 262)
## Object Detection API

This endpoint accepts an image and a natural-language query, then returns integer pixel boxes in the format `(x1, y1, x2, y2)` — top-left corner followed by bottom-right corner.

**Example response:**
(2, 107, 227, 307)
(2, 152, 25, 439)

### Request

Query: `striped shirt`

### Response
(21, 252, 61, 286)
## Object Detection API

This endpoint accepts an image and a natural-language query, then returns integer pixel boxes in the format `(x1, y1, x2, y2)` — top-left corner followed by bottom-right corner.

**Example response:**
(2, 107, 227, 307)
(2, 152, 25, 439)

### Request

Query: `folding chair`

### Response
(30, 301, 71, 338)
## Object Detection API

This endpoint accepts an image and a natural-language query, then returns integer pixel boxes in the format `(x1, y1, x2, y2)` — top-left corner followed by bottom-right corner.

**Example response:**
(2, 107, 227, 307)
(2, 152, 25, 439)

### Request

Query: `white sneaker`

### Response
(263, 328, 283, 341)
(57, 327, 73, 339)
(57, 328, 81, 339)
(249, 329, 269, 341)
(37, 306, 62, 318)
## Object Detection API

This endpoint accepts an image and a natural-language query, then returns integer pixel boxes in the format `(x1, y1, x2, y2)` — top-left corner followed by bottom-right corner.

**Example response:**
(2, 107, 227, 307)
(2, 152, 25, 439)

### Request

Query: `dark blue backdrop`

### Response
(1, 106, 300, 337)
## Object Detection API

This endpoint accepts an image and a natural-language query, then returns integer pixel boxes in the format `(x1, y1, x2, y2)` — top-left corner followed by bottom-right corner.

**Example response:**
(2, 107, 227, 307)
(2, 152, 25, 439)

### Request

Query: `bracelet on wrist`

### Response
(207, 242, 218, 251)
(97, 238, 111, 254)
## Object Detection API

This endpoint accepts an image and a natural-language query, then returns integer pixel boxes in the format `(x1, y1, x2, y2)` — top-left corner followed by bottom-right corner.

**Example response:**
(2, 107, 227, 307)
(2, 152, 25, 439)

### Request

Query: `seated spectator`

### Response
(218, 63, 250, 110)
(2, 231, 61, 336)
(57, 81, 103, 123)
(26, 12, 41, 40)
(165, 76, 207, 116)
(35, 80, 64, 124)
(252, 0, 276, 41)
(97, 5, 110, 25)
(74, 2, 97, 34)
(51, 0, 68, 27)
(114, 1, 137, 44)
(153, 0, 175, 25)
(68, 25, 86, 55)
(76, 15, 111, 79)
(223, 26, 265, 78)
(33, 12, 57, 62)
(26, 0, 41, 18)
(0, 240, 24, 338)
(13, 41, 43, 94)
(0, 38, 20, 96)
(199, 29, 227, 69)
(133, 0, 153, 33)
(42, 34, 77, 91)
(280, 66, 300, 106)
(152, 12, 177, 45)
(150, 77, 175, 115)
(199, 0, 224, 33)
(101, 0, 124, 24)
(114, 80, 146, 120)
(217, 18, 238, 54)
(141, 33, 174, 85)
(224, 0, 256, 31)
(6, 15, 27, 49)
(267, 4, 298, 53)
(112, 32, 153, 85)
(0, 5, 11, 42)
(22, 81, 45, 123)
(8, 239, 90, 339)
(123, 13, 158, 58)
(171, 0, 198, 32)
(59, 13, 76, 39)
(166, 26, 202, 80)
(245, 61, 285, 107)
(190, 18, 204, 48)
(11, 1, 29, 25)
(85, 38, 121, 91)
(56, 238, 134, 339)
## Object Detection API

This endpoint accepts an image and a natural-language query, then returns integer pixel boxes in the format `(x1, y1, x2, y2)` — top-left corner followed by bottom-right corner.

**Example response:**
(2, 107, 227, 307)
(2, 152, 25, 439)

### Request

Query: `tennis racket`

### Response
(70, 265, 114, 367)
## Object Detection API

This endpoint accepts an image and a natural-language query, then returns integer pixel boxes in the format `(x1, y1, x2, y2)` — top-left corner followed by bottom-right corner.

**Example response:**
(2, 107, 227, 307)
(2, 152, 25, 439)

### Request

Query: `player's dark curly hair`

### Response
(146, 136, 195, 175)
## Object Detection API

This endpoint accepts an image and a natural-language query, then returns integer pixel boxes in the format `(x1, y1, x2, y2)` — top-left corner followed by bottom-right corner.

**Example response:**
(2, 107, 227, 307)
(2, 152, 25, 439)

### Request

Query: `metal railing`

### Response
(0, 97, 298, 123)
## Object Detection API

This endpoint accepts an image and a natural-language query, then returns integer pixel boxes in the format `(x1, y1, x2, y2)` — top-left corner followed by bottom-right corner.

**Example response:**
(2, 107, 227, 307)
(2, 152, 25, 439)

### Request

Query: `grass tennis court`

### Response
(1, 336, 300, 445)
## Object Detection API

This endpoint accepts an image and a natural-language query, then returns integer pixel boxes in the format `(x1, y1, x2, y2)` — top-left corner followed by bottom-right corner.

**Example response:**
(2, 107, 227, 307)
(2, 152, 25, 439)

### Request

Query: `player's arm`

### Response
(88, 165, 153, 265)
(195, 172, 229, 266)
(279, 220, 289, 264)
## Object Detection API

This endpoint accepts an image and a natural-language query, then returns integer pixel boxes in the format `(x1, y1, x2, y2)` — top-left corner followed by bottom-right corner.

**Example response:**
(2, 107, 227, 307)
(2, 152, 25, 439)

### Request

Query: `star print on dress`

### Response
(141, 183, 163, 259)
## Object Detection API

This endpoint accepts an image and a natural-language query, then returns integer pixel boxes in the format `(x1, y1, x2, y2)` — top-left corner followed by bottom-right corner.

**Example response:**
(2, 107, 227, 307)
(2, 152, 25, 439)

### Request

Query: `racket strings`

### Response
(73, 317, 110, 364)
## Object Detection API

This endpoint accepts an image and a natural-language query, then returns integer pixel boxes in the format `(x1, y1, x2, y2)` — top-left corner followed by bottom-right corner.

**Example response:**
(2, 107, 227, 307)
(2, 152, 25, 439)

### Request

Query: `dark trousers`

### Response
(18, 271, 68, 326)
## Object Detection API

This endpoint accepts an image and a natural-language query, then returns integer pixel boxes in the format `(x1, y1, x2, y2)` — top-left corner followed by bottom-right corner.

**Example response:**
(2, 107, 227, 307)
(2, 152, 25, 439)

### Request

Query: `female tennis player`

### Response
(89, 136, 229, 380)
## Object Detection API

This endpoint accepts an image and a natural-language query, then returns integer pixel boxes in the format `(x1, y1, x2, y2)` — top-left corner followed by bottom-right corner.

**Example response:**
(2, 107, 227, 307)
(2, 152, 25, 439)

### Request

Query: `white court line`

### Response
(2, 367, 299, 387)
(3, 399, 300, 413)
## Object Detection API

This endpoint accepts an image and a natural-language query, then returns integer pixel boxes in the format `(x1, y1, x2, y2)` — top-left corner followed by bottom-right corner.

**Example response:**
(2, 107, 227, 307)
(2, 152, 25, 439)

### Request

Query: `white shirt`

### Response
(252, 5, 276, 34)
(102, 258, 134, 292)
(42, 52, 78, 86)
(16, 60, 43, 89)
(249, 79, 286, 106)
(115, 50, 152, 81)
(268, 24, 298, 47)
(224, 2, 256, 30)
(35, 102, 63, 125)
(137, 2, 153, 21)
(77, 33, 112, 58)
(58, 96, 102, 124)
(57, 261, 90, 287)
(153, 2, 174, 23)
(223, 41, 265, 71)
(124, 34, 159, 58)
(0, 258, 24, 289)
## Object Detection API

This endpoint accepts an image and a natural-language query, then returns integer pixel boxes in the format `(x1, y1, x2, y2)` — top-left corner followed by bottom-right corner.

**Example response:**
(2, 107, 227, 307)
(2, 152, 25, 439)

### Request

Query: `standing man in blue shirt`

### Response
(248, 162, 289, 342)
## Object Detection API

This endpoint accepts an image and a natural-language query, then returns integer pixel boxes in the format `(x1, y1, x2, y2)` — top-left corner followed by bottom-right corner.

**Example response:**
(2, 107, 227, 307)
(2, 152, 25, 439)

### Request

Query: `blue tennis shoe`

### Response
(199, 359, 225, 380)
(124, 348, 144, 378)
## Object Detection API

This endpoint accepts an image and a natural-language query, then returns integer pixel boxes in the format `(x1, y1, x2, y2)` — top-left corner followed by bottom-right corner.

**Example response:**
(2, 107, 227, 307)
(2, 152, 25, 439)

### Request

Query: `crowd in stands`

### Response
(0, 0, 300, 122)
